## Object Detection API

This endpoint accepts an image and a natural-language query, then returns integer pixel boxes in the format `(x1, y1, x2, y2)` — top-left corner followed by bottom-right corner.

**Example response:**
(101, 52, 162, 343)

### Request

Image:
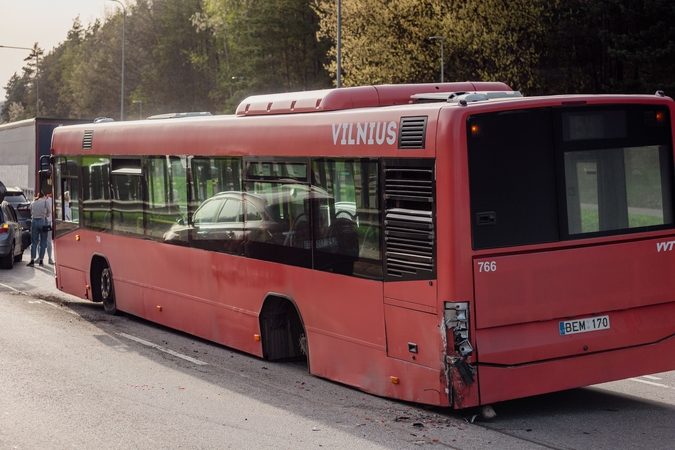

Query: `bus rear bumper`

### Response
(477, 332, 675, 405)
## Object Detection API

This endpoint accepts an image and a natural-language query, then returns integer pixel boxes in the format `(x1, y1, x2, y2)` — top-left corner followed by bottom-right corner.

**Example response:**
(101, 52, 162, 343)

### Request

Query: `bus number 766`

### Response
(478, 261, 497, 272)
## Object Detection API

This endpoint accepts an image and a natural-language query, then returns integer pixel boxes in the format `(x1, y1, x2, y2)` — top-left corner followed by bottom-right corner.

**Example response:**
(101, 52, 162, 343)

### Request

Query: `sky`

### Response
(0, 0, 117, 102)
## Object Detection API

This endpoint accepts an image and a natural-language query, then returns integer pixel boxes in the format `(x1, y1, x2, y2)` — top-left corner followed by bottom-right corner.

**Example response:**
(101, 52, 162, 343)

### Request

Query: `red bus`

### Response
(50, 81, 675, 409)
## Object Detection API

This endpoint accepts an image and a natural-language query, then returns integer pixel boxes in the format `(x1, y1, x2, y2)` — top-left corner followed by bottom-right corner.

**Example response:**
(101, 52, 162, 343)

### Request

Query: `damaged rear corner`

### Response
(443, 301, 479, 408)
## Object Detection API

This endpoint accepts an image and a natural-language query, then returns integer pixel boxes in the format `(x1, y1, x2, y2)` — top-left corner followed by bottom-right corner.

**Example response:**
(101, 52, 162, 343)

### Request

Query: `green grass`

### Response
(580, 209, 663, 232)
(628, 214, 664, 228)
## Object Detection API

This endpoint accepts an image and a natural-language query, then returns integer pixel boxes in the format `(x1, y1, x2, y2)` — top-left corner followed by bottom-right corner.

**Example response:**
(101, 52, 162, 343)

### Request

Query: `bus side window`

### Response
(243, 159, 312, 268)
(165, 157, 244, 253)
(81, 156, 112, 232)
(146, 156, 188, 239)
(110, 158, 143, 236)
(189, 157, 242, 218)
(312, 158, 382, 279)
(245, 180, 312, 268)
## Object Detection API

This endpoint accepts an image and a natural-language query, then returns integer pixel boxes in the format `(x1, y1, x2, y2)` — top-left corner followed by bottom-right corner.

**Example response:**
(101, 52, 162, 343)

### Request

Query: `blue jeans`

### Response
(31, 218, 48, 261)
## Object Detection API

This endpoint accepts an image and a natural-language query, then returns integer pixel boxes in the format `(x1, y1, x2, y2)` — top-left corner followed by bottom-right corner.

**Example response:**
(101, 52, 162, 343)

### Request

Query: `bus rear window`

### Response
(468, 105, 674, 250)
(564, 146, 674, 235)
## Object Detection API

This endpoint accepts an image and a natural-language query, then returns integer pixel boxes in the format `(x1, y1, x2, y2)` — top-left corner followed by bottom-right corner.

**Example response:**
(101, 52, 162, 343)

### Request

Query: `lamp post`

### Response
(429, 36, 444, 83)
(0, 45, 39, 116)
(108, 0, 126, 121)
(336, 0, 341, 88)
(133, 100, 142, 120)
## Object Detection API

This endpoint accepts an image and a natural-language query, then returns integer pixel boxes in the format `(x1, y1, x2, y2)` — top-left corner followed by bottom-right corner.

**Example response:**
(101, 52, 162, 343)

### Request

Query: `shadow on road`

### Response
(471, 387, 675, 449)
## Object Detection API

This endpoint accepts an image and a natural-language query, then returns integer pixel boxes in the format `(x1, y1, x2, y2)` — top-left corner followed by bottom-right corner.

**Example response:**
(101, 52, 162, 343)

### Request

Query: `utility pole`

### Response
(108, 0, 126, 120)
(336, 0, 341, 88)
(429, 36, 444, 83)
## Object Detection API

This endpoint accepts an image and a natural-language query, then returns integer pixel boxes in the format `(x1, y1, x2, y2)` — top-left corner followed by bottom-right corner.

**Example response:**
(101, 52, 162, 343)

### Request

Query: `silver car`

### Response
(0, 200, 23, 269)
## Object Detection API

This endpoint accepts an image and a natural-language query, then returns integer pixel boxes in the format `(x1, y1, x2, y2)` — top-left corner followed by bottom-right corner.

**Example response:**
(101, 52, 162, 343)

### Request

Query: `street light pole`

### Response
(429, 36, 444, 83)
(336, 0, 341, 88)
(108, 0, 126, 121)
(0, 45, 39, 116)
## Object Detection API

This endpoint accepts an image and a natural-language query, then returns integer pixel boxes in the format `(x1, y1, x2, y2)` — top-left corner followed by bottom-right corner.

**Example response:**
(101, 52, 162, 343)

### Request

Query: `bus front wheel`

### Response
(92, 258, 117, 315)
(100, 266, 117, 315)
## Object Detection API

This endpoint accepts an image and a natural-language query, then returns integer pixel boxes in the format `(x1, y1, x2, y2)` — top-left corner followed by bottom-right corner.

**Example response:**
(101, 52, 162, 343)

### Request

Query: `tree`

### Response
(195, 0, 331, 112)
(4, 0, 674, 120)
(445, 0, 546, 92)
(314, 0, 546, 92)
(134, 0, 219, 115)
(22, 44, 44, 117)
(599, 0, 675, 93)
(1, 73, 29, 122)
(540, 0, 675, 94)
(314, 0, 444, 86)
(7, 102, 28, 122)
(43, 16, 90, 118)
(1, 44, 43, 121)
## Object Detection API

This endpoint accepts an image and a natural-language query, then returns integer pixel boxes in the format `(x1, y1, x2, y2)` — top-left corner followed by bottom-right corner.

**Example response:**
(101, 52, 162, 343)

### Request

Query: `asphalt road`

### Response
(1, 261, 674, 449)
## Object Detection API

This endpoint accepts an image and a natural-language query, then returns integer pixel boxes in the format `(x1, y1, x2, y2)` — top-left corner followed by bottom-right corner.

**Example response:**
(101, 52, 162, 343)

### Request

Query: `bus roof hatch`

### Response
(411, 91, 523, 104)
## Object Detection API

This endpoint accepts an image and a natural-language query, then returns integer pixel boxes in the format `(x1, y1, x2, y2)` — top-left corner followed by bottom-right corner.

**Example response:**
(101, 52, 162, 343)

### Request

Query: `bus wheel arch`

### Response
(259, 294, 308, 366)
(90, 254, 117, 315)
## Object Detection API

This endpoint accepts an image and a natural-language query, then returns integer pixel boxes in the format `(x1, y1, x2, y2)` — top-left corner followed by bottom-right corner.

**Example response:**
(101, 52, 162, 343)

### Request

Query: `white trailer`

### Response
(0, 118, 89, 197)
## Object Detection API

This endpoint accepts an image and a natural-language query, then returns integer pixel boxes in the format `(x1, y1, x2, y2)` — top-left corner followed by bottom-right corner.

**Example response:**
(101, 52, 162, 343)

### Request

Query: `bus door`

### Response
(53, 157, 80, 237)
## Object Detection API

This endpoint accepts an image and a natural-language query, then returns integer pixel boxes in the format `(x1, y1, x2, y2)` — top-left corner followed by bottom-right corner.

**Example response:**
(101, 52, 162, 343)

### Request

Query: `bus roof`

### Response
(50, 86, 674, 159)
(235, 81, 513, 116)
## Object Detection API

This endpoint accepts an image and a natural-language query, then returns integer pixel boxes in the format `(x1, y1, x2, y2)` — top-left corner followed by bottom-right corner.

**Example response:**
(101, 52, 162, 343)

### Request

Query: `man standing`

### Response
(27, 192, 50, 267)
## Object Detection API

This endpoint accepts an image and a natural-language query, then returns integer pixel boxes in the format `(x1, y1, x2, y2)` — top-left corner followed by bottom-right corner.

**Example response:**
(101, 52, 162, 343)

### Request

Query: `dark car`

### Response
(163, 192, 282, 254)
(0, 201, 24, 269)
(163, 188, 359, 272)
(3, 186, 32, 249)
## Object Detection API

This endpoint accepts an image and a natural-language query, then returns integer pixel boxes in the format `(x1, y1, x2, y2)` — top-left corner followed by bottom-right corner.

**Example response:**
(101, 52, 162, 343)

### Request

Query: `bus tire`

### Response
(92, 257, 117, 315)
(100, 265, 117, 315)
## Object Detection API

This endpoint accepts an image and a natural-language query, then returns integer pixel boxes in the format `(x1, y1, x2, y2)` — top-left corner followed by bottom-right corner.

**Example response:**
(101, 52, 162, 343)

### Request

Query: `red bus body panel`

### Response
(51, 87, 675, 408)
(478, 333, 675, 405)
(473, 236, 675, 368)
(55, 229, 447, 405)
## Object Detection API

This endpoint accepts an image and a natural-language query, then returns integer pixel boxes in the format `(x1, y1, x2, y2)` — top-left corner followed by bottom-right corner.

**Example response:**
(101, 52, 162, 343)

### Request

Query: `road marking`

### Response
(629, 378, 670, 388)
(25, 298, 79, 316)
(641, 375, 662, 380)
(2, 284, 80, 317)
(29, 299, 59, 308)
(118, 333, 208, 366)
(0, 283, 26, 294)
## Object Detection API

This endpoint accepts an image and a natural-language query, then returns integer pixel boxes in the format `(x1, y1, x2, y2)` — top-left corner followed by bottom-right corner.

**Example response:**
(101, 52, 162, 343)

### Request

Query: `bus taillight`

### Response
(656, 111, 666, 124)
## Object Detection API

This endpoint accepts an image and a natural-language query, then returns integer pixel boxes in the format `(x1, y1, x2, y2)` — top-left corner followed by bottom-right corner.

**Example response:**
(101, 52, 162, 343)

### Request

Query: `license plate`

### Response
(559, 315, 610, 336)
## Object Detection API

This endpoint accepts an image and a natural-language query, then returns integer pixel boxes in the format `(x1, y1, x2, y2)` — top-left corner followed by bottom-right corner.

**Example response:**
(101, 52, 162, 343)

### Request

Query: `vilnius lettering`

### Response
(332, 122, 398, 146)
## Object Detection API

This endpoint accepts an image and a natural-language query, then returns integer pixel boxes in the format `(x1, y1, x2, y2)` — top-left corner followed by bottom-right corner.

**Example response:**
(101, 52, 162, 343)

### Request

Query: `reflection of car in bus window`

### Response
(163, 186, 361, 270)
(163, 192, 281, 254)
